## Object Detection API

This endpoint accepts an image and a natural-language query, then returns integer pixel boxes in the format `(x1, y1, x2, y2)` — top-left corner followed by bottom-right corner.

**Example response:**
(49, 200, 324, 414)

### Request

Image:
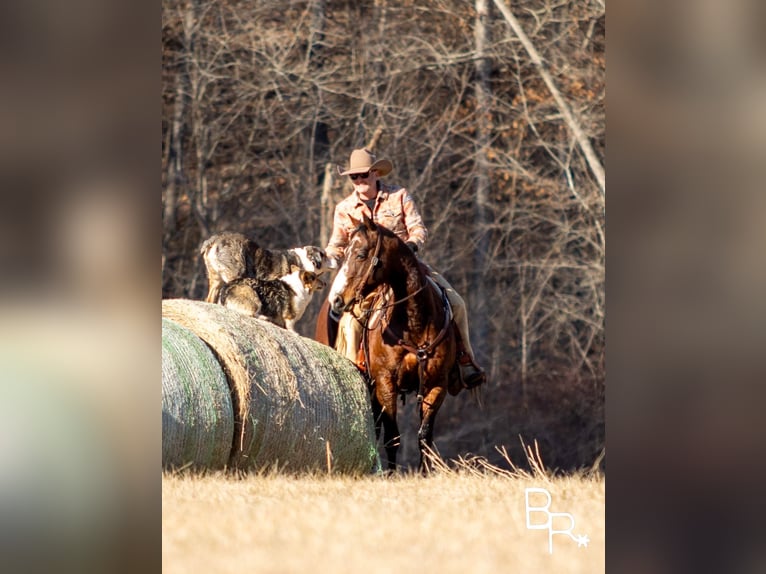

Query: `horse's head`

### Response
(329, 214, 392, 317)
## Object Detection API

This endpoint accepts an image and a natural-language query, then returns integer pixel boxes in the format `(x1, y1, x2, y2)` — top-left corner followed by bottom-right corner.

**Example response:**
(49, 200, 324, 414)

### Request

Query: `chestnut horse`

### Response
(318, 215, 463, 471)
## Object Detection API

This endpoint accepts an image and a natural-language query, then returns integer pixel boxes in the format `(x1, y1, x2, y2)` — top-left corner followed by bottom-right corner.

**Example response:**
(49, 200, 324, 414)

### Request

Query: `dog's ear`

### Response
(305, 271, 325, 291)
(300, 270, 318, 287)
(310, 247, 323, 268)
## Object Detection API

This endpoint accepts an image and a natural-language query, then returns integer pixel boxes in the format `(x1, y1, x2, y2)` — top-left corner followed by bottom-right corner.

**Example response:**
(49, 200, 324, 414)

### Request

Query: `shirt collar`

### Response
(354, 185, 388, 206)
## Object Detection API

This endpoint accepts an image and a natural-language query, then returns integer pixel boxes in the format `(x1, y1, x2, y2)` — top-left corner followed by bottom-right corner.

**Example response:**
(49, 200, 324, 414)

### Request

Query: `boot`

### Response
(458, 352, 486, 388)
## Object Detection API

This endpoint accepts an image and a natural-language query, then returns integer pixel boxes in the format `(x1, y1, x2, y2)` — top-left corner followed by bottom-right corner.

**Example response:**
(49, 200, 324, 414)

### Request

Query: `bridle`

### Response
(344, 228, 427, 322)
(341, 228, 384, 317)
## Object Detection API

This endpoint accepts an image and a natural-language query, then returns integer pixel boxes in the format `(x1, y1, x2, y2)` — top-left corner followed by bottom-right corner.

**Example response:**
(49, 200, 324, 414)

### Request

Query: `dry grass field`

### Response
(162, 458, 604, 574)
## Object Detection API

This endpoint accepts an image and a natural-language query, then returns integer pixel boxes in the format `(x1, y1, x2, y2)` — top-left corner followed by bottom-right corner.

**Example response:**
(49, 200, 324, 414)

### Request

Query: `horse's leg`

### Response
(418, 386, 447, 473)
(375, 380, 399, 472)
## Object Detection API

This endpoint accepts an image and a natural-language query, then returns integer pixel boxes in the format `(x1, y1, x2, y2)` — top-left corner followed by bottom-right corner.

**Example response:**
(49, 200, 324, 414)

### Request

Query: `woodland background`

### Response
(161, 0, 605, 472)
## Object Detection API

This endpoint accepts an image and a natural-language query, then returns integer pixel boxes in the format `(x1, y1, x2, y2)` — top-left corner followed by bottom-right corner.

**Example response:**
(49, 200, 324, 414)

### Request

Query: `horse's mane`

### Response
(352, 220, 395, 239)
(351, 219, 407, 252)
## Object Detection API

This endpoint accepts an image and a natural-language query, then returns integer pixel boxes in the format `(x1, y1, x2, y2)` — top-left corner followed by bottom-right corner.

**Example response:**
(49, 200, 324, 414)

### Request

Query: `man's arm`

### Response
(401, 190, 427, 251)
(325, 204, 351, 264)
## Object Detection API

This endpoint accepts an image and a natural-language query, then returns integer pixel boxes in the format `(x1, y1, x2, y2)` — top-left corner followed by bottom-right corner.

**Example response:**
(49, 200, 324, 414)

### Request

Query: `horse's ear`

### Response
(347, 214, 361, 229)
(362, 213, 376, 231)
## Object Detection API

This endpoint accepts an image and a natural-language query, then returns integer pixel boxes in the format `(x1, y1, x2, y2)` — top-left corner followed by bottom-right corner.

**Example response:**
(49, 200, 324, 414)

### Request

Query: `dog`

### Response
(219, 267, 326, 331)
(200, 232, 334, 304)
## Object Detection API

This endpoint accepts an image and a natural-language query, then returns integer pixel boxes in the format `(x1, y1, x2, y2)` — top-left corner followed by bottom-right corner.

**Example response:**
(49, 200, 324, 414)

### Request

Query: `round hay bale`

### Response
(162, 318, 234, 470)
(162, 299, 379, 474)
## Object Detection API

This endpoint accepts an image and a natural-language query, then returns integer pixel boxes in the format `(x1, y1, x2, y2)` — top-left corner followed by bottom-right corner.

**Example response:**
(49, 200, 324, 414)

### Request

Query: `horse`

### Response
(318, 214, 465, 472)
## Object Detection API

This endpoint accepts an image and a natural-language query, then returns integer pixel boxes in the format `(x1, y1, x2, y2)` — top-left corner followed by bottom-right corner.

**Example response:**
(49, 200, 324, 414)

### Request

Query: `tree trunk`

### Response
(472, 0, 492, 366)
(306, 0, 327, 67)
(186, 0, 210, 238)
(320, 162, 335, 248)
(163, 38, 187, 240)
(307, 0, 329, 242)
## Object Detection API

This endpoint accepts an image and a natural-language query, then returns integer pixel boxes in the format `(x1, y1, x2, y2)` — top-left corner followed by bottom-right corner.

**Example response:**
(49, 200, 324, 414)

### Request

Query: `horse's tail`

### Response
(470, 385, 485, 410)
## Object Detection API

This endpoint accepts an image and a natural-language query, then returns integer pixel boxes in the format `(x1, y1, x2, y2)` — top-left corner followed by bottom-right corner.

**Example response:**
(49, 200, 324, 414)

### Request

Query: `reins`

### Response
(351, 283, 426, 325)
(344, 229, 384, 321)
(360, 229, 384, 295)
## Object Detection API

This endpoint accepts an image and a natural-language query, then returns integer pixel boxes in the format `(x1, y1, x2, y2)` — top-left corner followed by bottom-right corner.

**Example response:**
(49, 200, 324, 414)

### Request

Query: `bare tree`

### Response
(472, 0, 492, 363)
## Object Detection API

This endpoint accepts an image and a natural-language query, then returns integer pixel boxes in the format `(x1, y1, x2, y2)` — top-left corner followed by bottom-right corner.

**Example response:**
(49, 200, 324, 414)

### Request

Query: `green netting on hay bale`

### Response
(162, 299, 380, 474)
(162, 318, 234, 470)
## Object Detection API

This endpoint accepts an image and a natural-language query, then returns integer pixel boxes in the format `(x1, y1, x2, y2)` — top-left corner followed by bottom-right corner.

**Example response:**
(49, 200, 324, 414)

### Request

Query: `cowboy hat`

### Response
(338, 148, 393, 177)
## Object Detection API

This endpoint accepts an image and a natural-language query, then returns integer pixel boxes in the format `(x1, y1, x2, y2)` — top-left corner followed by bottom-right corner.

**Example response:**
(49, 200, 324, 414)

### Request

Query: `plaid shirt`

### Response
(326, 183, 428, 262)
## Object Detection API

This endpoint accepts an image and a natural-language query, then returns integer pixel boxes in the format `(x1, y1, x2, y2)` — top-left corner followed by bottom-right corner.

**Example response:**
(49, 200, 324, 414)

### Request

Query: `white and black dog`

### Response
(219, 267, 326, 331)
(200, 231, 334, 304)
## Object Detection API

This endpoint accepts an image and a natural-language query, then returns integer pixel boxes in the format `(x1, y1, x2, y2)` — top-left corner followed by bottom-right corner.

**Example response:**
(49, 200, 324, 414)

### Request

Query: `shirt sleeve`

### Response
(325, 203, 352, 262)
(401, 190, 428, 251)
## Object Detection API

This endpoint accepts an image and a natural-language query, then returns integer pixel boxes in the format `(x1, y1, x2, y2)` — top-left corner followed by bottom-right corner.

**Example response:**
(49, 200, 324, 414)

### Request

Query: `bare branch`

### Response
(491, 0, 605, 198)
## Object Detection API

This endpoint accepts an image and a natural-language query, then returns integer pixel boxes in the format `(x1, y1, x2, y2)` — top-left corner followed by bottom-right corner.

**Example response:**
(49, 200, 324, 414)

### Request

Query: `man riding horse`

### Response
(325, 148, 486, 389)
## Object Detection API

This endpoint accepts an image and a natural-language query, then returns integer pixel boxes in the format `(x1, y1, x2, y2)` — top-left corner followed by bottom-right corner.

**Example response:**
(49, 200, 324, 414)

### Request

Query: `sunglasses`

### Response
(349, 172, 371, 181)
